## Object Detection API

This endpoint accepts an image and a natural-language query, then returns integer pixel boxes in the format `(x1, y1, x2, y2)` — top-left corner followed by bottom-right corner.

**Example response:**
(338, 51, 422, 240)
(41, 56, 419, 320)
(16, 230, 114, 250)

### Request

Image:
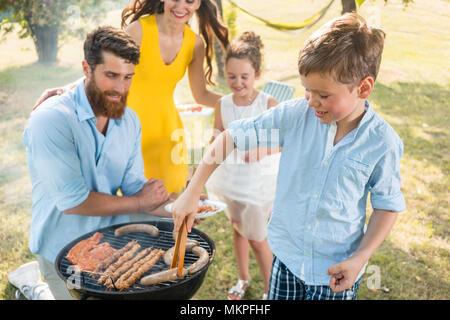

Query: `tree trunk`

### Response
(31, 24, 59, 63)
(24, 4, 59, 65)
(213, 0, 225, 80)
(341, 0, 357, 14)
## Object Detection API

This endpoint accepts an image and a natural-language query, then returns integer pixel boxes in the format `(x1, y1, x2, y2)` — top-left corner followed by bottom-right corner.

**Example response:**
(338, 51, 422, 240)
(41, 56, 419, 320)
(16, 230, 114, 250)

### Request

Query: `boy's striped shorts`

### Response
(268, 255, 362, 300)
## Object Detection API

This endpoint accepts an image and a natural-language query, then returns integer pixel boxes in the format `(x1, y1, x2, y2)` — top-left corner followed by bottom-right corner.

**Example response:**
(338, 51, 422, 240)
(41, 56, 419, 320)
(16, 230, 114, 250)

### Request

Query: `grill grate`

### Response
(57, 222, 214, 295)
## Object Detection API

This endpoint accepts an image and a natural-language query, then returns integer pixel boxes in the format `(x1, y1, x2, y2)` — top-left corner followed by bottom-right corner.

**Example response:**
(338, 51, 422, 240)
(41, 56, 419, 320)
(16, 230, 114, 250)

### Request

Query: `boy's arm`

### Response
(172, 129, 236, 232)
(243, 96, 281, 163)
(243, 146, 282, 163)
(327, 209, 398, 293)
(173, 101, 291, 231)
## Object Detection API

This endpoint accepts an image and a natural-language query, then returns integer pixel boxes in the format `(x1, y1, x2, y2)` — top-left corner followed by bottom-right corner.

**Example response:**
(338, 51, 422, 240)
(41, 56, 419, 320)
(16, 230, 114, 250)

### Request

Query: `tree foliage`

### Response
(0, 0, 119, 63)
(356, 0, 414, 9)
(0, 0, 416, 63)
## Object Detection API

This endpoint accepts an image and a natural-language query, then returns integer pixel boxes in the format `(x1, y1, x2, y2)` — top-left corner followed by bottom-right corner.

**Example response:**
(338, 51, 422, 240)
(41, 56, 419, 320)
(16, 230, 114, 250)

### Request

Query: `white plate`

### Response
(165, 200, 227, 219)
(176, 104, 214, 117)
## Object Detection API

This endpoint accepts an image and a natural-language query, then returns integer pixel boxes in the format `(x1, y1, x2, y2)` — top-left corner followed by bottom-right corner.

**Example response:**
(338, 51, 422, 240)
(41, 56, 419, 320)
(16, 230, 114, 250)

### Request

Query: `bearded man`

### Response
(22, 26, 171, 299)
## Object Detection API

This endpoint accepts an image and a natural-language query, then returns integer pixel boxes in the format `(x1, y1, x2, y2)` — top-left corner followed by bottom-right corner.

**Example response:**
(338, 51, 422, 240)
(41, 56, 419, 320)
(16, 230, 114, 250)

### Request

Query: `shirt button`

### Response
(307, 226, 311, 230)
(323, 161, 328, 166)
(313, 194, 318, 199)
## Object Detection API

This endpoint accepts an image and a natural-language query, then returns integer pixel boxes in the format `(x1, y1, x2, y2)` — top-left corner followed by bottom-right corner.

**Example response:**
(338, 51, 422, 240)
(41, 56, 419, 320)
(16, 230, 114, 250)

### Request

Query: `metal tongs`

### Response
(170, 217, 188, 277)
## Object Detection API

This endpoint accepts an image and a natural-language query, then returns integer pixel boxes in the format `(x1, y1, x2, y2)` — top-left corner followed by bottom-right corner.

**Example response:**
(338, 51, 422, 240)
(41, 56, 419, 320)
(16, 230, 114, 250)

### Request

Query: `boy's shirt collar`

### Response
(329, 100, 374, 145)
(358, 100, 374, 127)
(351, 100, 374, 138)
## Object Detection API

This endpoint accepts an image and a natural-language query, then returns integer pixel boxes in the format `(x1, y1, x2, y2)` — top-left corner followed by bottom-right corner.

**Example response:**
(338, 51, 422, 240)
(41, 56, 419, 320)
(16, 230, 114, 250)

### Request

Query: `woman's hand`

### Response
(32, 78, 84, 110)
(32, 87, 65, 110)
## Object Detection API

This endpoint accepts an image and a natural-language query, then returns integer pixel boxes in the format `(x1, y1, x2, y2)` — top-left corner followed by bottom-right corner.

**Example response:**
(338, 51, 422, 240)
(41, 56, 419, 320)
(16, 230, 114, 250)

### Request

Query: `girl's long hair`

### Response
(122, 0, 229, 85)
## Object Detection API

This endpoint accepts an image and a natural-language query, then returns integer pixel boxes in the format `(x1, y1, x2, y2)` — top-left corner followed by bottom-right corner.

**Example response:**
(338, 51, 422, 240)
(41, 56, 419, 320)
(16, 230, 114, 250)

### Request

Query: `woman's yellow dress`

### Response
(127, 15, 196, 193)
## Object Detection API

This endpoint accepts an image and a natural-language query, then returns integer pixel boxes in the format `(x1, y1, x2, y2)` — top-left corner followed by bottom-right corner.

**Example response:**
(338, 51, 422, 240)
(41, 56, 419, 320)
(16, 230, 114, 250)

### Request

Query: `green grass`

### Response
(1, 0, 449, 300)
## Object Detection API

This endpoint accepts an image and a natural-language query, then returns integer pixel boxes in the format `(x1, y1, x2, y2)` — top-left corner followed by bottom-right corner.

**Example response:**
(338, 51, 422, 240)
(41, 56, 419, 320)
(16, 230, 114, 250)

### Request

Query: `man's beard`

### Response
(85, 76, 128, 119)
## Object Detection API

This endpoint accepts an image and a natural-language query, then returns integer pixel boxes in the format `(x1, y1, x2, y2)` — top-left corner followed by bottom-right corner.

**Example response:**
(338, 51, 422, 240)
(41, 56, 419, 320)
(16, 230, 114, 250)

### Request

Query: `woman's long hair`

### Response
(122, 0, 229, 85)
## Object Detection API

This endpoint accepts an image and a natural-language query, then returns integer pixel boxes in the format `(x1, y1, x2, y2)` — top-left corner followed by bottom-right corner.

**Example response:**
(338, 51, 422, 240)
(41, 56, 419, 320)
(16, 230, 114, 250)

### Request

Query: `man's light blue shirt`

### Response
(23, 81, 147, 263)
(228, 98, 406, 285)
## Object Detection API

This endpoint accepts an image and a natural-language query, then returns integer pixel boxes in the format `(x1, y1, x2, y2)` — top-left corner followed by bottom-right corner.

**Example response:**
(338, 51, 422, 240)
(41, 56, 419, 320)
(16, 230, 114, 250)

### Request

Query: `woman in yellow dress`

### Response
(33, 0, 228, 195)
(122, 0, 229, 193)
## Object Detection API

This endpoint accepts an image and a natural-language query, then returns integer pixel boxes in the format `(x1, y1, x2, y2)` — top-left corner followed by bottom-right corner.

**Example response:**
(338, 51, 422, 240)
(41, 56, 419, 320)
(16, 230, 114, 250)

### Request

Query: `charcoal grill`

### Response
(55, 220, 215, 300)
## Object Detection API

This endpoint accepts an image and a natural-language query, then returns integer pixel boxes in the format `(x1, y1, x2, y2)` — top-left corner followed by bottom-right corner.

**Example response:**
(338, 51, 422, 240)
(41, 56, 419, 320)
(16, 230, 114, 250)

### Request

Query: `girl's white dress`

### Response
(206, 92, 280, 241)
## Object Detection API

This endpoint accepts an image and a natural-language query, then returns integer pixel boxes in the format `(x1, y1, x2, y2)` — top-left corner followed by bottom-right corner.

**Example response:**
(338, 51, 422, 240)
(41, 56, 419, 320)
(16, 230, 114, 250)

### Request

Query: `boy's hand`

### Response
(171, 189, 200, 233)
(327, 209, 397, 293)
(326, 255, 366, 293)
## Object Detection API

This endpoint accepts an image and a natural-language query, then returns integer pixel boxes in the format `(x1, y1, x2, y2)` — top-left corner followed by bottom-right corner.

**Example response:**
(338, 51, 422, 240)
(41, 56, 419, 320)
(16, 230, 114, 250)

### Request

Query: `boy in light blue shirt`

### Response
(172, 13, 406, 300)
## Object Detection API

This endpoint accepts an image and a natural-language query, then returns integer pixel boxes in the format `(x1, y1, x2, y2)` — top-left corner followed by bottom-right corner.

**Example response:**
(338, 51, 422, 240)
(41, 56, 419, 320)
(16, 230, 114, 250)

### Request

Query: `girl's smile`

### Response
(226, 57, 260, 105)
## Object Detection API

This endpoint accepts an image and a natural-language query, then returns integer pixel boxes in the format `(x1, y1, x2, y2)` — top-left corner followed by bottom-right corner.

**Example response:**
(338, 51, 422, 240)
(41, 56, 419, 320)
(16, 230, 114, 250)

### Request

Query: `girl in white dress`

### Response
(206, 31, 280, 300)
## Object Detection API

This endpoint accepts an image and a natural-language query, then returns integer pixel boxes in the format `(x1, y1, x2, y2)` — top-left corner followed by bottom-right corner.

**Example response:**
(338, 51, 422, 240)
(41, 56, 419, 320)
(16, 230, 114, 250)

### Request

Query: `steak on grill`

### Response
(66, 232, 116, 272)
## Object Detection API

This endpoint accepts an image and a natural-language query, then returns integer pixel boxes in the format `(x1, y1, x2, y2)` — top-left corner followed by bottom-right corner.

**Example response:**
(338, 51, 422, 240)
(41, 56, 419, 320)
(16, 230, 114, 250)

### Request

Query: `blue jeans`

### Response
(268, 255, 361, 300)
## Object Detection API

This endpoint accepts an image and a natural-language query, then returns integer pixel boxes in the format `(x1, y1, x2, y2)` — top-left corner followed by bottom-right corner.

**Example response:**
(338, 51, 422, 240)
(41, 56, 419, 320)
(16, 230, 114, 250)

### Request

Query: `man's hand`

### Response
(135, 178, 169, 212)
(326, 255, 366, 293)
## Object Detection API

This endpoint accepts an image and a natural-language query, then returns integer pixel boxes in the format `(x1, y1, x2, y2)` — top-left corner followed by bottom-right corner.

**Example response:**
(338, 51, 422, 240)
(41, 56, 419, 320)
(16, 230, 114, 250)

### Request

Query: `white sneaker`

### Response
(8, 261, 55, 300)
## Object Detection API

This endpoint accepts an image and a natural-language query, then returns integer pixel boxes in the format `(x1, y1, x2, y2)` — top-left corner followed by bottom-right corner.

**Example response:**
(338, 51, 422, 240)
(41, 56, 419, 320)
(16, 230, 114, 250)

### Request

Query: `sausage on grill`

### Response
(186, 246, 209, 274)
(94, 241, 137, 274)
(114, 224, 159, 237)
(98, 242, 141, 284)
(114, 249, 164, 290)
(142, 245, 209, 286)
(163, 240, 200, 265)
(140, 267, 188, 286)
(103, 247, 153, 287)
